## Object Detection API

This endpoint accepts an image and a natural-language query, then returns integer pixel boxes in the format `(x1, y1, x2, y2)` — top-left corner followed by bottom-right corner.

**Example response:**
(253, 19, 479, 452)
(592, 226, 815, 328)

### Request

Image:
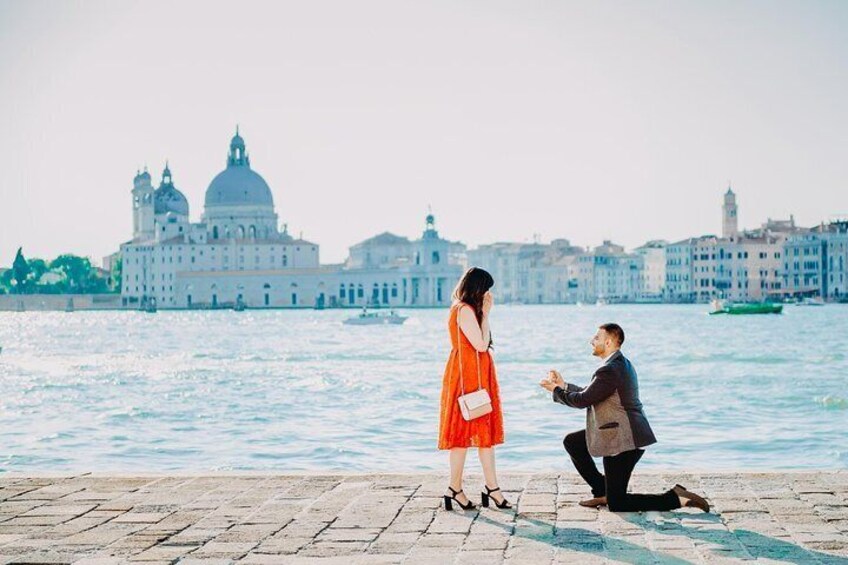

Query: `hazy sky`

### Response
(1, 0, 846, 266)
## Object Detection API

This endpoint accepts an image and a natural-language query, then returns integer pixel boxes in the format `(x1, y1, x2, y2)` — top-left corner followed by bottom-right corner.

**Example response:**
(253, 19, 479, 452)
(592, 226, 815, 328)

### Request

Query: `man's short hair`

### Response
(599, 323, 625, 346)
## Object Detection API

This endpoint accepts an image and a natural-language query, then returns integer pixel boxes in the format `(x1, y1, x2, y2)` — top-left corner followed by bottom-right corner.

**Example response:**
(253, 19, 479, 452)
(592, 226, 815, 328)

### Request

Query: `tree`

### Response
(50, 254, 92, 293)
(0, 269, 10, 294)
(27, 258, 48, 285)
(110, 256, 123, 293)
(12, 248, 31, 294)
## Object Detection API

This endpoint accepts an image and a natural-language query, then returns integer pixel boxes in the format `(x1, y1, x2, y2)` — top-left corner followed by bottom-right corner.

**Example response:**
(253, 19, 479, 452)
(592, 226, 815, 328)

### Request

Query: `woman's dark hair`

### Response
(452, 267, 494, 326)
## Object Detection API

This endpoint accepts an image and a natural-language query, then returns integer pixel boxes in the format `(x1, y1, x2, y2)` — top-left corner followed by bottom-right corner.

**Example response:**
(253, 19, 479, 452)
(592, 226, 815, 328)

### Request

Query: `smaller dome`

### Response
(154, 185, 189, 216)
(154, 164, 189, 216)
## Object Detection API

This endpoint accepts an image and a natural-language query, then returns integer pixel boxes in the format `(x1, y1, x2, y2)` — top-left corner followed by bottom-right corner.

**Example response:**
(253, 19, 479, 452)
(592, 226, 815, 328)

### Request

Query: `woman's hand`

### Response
(482, 291, 494, 315)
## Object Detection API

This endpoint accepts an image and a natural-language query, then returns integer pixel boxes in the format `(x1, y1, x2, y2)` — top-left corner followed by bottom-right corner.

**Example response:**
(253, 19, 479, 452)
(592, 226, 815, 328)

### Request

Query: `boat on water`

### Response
(140, 297, 157, 313)
(796, 297, 825, 307)
(343, 308, 407, 326)
(709, 299, 783, 315)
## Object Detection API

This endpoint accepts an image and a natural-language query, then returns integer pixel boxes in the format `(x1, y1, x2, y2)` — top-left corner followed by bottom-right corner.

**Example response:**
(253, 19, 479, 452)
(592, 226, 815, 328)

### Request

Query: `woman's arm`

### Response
(458, 306, 490, 352)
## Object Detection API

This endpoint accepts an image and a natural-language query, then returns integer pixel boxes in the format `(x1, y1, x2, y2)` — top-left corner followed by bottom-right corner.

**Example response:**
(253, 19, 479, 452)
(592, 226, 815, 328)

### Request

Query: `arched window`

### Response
(237, 225, 245, 239)
(248, 225, 256, 239)
(432, 251, 440, 264)
(212, 226, 219, 239)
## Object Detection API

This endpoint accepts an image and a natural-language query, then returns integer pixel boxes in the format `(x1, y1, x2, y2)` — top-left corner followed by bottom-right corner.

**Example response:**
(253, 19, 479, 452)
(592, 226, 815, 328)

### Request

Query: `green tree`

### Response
(50, 254, 92, 293)
(12, 248, 31, 294)
(110, 256, 123, 293)
(27, 258, 48, 285)
(0, 269, 10, 294)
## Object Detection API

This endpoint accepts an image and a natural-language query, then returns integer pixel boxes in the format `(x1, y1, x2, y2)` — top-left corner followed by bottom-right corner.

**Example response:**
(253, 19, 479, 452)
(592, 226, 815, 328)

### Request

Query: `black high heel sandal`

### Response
(481, 485, 512, 509)
(444, 486, 475, 511)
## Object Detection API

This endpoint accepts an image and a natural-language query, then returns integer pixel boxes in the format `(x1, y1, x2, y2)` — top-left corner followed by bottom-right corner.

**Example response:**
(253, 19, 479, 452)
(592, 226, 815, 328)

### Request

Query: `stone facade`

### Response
(119, 131, 464, 309)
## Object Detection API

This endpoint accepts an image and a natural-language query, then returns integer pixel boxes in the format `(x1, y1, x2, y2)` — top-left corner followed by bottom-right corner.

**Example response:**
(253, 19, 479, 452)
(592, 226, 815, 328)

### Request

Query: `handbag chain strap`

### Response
(456, 304, 482, 397)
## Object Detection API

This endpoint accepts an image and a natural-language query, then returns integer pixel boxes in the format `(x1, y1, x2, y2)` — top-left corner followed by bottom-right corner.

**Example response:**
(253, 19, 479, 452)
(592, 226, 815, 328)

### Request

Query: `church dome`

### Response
(204, 128, 274, 208)
(154, 163, 189, 216)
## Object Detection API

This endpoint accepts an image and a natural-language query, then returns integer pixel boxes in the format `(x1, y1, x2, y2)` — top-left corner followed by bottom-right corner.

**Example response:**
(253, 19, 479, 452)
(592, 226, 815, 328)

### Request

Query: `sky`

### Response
(1, 0, 846, 266)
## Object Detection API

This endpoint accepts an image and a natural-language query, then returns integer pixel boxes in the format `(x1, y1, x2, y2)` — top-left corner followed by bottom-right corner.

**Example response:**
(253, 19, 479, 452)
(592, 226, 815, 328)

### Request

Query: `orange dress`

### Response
(438, 302, 504, 450)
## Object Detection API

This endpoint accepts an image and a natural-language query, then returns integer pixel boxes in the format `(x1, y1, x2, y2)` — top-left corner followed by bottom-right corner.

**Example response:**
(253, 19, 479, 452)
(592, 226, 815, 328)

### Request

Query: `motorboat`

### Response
(796, 297, 825, 307)
(709, 299, 782, 315)
(343, 308, 407, 326)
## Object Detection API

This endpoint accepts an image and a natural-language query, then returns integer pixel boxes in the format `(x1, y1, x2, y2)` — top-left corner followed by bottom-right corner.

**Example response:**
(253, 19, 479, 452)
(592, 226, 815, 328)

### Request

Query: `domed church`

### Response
(118, 128, 464, 309)
(203, 127, 279, 241)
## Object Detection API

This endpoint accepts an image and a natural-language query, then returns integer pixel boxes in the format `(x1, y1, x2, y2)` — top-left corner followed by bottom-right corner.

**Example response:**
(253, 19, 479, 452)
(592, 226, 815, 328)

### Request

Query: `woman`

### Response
(438, 267, 511, 511)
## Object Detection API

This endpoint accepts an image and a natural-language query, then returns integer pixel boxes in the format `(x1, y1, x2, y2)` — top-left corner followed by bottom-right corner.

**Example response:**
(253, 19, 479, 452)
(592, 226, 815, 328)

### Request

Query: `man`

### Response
(539, 323, 709, 512)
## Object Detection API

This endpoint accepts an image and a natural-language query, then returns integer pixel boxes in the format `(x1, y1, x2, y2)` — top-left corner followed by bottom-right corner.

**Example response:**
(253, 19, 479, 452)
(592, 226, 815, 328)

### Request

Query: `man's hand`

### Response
(548, 370, 565, 388)
(539, 370, 566, 393)
(539, 377, 558, 392)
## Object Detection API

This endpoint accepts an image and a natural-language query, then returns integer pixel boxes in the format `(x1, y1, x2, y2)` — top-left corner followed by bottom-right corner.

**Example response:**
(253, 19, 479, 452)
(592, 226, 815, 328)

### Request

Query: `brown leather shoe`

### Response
(578, 496, 607, 508)
(673, 484, 710, 513)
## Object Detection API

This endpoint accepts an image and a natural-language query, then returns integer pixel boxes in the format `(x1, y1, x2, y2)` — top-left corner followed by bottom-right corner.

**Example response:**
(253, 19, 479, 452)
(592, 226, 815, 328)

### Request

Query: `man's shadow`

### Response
(472, 511, 848, 565)
(624, 513, 848, 565)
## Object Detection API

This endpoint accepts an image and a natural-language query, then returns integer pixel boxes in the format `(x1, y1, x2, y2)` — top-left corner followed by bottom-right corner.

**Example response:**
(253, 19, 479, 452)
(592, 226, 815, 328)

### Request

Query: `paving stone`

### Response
(0, 473, 843, 564)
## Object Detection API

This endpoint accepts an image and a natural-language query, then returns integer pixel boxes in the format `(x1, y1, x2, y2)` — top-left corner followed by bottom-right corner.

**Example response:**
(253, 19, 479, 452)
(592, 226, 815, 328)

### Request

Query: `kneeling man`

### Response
(540, 323, 709, 512)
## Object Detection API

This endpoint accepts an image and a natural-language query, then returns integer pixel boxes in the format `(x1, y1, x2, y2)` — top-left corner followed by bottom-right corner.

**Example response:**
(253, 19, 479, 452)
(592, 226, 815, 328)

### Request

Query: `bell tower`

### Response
(132, 167, 154, 241)
(722, 185, 738, 239)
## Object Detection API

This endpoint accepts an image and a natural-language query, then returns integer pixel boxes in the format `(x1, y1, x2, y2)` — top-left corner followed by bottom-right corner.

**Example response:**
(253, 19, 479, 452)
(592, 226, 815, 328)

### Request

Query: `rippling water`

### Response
(1, 305, 846, 473)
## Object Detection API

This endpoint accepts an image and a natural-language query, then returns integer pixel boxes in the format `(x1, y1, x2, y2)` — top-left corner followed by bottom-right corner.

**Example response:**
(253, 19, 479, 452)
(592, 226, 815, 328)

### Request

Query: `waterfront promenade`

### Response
(1, 472, 847, 564)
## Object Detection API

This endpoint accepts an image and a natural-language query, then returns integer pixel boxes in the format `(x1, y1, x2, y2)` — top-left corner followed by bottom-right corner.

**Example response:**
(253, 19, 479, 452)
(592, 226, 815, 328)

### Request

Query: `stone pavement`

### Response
(1, 472, 848, 564)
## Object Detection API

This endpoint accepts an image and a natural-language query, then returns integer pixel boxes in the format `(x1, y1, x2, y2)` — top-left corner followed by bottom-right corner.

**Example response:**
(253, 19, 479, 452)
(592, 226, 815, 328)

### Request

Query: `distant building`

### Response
(468, 239, 589, 304)
(822, 220, 848, 300)
(666, 189, 806, 303)
(665, 238, 694, 302)
(782, 220, 848, 300)
(634, 240, 667, 301)
(119, 129, 463, 309)
(574, 241, 643, 303)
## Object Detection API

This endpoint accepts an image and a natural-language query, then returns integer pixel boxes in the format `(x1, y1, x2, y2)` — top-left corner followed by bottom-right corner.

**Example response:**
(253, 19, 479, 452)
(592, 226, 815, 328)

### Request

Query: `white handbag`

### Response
(456, 306, 493, 421)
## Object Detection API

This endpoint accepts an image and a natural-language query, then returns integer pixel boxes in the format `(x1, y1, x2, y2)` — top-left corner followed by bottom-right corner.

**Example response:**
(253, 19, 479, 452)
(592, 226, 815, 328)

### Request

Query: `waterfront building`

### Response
(664, 238, 695, 302)
(691, 235, 719, 302)
(634, 240, 667, 301)
(468, 242, 541, 303)
(667, 190, 800, 303)
(823, 220, 848, 300)
(782, 220, 848, 300)
(573, 241, 643, 303)
(782, 232, 826, 298)
(716, 235, 783, 302)
(119, 130, 463, 309)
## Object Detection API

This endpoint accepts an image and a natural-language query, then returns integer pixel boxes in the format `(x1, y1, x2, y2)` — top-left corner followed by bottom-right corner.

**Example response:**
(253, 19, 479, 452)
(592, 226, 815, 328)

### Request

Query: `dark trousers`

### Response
(563, 429, 680, 512)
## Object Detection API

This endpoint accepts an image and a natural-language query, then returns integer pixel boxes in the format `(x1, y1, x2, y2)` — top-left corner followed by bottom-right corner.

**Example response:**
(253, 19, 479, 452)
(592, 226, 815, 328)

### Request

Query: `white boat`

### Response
(343, 309, 407, 326)
(796, 297, 825, 306)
